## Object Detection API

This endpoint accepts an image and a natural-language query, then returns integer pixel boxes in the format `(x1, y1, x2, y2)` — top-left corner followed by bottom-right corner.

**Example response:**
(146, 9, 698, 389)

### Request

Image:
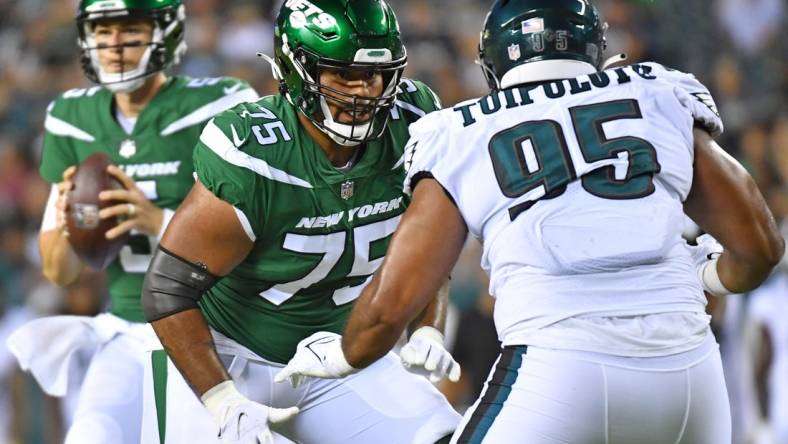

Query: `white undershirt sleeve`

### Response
(40, 185, 59, 232)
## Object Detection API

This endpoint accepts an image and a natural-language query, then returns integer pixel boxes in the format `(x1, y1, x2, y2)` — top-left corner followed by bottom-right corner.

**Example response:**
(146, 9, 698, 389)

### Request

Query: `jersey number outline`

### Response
(488, 99, 661, 220)
(259, 216, 401, 306)
(243, 105, 293, 146)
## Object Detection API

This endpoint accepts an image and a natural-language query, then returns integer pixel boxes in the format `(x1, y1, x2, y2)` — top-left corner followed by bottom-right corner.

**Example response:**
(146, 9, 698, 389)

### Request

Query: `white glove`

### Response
(690, 233, 723, 266)
(400, 326, 461, 383)
(202, 380, 299, 444)
(689, 234, 731, 296)
(274, 332, 357, 388)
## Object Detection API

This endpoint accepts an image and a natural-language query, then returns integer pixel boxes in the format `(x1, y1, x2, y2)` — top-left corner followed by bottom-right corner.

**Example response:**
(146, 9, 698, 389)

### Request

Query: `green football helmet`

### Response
(270, 0, 407, 146)
(479, 0, 607, 90)
(76, 0, 186, 93)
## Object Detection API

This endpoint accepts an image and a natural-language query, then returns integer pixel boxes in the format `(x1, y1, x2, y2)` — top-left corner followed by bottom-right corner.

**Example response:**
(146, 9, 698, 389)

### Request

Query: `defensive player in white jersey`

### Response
(275, 0, 786, 443)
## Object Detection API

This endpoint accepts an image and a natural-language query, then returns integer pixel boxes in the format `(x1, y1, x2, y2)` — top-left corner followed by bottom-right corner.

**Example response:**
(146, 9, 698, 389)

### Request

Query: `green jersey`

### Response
(40, 76, 258, 322)
(194, 79, 440, 363)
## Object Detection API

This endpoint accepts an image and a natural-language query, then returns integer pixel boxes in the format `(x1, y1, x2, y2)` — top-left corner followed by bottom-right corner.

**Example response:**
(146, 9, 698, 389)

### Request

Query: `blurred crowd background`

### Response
(0, 0, 785, 443)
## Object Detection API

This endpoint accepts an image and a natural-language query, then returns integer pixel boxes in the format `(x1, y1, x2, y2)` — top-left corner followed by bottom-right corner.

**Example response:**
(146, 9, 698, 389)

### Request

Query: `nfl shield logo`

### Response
(508, 44, 521, 61)
(340, 180, 354, 200)
(119, 139, 136, 159)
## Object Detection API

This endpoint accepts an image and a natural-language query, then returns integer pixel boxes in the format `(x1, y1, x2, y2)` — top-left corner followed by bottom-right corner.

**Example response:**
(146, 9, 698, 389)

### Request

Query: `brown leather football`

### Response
(66, 152, 129, 270)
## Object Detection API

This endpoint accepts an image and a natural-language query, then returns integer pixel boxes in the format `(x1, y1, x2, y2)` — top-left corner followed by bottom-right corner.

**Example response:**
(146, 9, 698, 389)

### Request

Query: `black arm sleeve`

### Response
(142, 246, 219, 322)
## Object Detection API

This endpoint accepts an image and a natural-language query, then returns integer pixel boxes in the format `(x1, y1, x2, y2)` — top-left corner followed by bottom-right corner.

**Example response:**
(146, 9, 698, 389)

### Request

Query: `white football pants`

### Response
(64, 322, 152, 444)
(141, 330, 460, 444)
(452, 332, 731, 444)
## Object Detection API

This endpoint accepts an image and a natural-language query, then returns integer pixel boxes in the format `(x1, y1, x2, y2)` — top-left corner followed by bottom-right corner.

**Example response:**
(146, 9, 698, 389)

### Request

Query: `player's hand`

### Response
(55, 166, 77, 235)
(690, 233, 730, 297)
(98, 165, 164, 239)
(274, 332, 357, 388)
(689, 233, 723, 266)
(400, 326, 461, 383)
(203, 381, 299, 444)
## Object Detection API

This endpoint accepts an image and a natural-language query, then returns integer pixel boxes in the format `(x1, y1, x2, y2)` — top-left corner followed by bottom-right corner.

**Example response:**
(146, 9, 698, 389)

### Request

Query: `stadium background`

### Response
(0, 0, 785, 442)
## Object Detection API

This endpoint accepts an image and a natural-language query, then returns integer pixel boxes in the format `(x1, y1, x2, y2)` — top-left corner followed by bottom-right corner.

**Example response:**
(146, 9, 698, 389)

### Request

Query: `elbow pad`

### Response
(142, 246, 219, 322)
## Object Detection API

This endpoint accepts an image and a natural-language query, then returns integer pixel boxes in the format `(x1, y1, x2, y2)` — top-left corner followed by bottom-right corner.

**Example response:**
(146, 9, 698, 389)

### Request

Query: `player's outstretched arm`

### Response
(343, 178, 468, 368)
(684, 128, 785, 294)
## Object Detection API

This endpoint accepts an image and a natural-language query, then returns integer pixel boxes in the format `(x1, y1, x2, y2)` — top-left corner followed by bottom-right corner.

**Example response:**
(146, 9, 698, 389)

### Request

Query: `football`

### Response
(66, 152, 129, 270)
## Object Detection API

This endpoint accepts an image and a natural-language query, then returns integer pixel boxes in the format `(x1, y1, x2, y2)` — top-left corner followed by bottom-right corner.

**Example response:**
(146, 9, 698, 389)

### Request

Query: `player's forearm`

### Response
(151, 309, 230, 396)
(716, 249, 783, 293)
(39, 229, 84, 287)
(407, 279, 449, 336)
(343, 180, 467, 368)
(342, 313, 408, 369)
(343, 276, 427, 368)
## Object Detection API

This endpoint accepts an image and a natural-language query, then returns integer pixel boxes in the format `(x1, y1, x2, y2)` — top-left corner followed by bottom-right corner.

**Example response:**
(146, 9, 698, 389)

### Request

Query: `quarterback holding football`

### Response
(7, 1, 256, 443)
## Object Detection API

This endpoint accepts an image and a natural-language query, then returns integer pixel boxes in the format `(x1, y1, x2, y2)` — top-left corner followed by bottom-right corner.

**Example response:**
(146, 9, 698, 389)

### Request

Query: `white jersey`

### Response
(405, 62, 723, 356)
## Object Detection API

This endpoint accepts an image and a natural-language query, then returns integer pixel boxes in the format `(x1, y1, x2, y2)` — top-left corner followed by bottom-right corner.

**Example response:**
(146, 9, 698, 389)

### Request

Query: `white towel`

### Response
(6, 313, 158, 396)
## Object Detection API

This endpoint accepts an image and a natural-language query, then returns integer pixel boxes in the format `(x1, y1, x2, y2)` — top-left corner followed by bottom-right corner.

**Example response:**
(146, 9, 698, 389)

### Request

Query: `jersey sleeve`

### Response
(39, 99, 80, 184)
(651, 64, 723, 137)
(193, 107, 265, 238)
(402, 112, 452, 197)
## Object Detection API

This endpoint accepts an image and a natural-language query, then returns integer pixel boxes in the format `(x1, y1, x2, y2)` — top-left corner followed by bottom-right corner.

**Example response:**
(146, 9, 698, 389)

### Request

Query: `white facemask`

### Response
(318, 97, 373, 147)
(85, 25, 160, 93)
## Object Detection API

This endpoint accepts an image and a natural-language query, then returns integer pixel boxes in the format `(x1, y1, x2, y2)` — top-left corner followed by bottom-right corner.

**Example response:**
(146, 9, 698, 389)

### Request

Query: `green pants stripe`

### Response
(152, 350, 169, 444)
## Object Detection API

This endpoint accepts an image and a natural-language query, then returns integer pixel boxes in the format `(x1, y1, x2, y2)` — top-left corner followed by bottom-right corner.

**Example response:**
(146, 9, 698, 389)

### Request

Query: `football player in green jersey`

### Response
(142, 0, 461, 443)
(7, 1, 257, 443)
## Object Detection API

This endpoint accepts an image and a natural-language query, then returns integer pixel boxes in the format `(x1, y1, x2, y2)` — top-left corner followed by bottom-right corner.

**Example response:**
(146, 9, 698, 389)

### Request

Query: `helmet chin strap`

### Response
(318, 97, 371, 147)
(102, 76, 149, 93)
(601, 53, 628, 70)
(475, 59, 501, 89)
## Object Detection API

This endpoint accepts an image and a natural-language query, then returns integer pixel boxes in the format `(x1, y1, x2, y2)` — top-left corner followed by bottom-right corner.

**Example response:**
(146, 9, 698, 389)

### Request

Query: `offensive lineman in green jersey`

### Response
(6, 1, 257, 443)
(142, 0, 461, 443)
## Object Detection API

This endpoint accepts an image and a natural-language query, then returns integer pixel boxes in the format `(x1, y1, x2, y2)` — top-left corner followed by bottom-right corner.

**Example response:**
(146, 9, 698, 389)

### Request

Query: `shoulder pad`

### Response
(160, 76, 259, 137)
(402, 110, 453, 196)
(204, 97, 295, 153)
(631, 63, 723, 137)
(394, 78, 442, 117)
(44, 88, 109, 143)
(49, 87, 104, 116)
(408, 107, 452, 137)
